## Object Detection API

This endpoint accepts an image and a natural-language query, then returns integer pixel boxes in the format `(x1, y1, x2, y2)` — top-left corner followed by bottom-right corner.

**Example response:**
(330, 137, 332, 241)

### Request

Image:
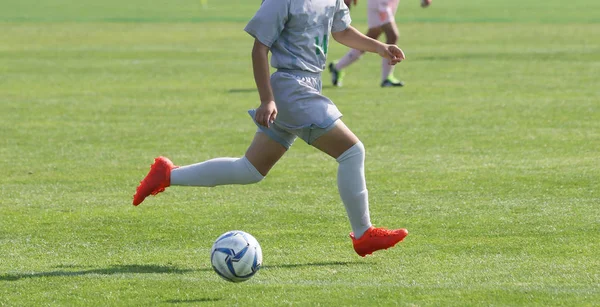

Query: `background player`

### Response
(330, 0, 431, 87)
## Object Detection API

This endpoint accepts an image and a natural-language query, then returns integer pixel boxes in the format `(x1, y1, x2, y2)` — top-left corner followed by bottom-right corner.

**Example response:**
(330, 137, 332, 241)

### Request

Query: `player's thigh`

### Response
(365, 27, 383, 39)
(244, 131, 287, 176)
(311, 120, 360, 159)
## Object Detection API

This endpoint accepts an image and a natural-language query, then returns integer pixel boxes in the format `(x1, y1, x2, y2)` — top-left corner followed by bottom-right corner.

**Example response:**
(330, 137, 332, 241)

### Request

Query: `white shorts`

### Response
(367, 0, 400, 28)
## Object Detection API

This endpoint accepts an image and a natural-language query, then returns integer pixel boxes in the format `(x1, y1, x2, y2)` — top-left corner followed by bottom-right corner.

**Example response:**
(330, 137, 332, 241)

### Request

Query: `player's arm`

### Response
(332, 26, 405, 65)
(251, 39, 277, 128)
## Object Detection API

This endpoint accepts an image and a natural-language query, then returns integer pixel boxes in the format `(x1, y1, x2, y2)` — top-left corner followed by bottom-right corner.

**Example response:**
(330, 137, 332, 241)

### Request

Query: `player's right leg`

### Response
(376, 0, 404, 87)
(311, 120, 408, 257)
(132, 132, 286, 206)
(379, 21, 404, 87)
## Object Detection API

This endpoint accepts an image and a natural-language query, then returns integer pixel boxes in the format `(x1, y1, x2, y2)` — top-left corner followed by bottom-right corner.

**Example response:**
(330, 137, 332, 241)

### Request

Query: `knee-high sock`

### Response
(336, 142, 372, 238)
(170, 156, 264, 187)
(336, 49, 364, 70)
(382, 58, 395, 81)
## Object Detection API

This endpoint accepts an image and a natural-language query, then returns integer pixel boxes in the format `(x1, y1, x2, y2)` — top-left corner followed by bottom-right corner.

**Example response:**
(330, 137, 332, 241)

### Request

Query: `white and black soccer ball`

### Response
(210, 230, 262, 282)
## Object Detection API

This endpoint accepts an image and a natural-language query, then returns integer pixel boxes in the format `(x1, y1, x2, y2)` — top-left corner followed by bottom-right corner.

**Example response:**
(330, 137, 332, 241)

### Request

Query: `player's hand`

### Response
(344, 0, 357, 8)
(421, 0, 431, 8)
(255, 100, 277, 128)
(377, 44, 405, 65)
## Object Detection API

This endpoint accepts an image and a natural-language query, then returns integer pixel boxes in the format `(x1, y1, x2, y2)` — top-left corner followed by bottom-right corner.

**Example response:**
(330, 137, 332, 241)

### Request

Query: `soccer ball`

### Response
(210, 230, 262, 282)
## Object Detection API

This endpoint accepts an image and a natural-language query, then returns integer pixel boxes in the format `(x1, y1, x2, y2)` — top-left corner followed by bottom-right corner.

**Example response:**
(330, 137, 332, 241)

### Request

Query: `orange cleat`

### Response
(132, 156, 178, 206)
(350, 226, 408, 257)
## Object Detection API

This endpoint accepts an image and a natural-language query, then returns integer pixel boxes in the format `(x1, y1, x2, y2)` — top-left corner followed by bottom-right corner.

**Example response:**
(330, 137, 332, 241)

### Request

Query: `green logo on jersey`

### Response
(315, 35, 328, 55)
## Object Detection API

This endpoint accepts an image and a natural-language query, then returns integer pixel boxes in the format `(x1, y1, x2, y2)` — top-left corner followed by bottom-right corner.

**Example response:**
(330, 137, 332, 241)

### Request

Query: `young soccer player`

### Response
(330, 0, 432, 87)
(133, 0, 408, 257)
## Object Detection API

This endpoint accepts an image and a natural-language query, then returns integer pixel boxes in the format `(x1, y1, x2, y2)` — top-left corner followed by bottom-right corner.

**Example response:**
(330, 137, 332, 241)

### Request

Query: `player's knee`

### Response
(336, 141, 365, 163)
(245, 168, 265, 184)
(240, 157, 266, 184)
(248, 175, 264, 184)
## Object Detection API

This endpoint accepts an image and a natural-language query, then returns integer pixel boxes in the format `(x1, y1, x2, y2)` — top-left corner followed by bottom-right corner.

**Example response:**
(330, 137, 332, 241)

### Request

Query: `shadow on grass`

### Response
(0, 264, 195, 281)
(1, 261, 365, 281)
(262, 261, 366, 270)
(160, 262, 362, 304)
(165, 298, 222, 304)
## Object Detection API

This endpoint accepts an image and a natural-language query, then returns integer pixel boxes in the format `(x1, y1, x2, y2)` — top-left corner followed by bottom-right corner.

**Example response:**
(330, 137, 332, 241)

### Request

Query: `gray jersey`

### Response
(245, 0, 351, 73)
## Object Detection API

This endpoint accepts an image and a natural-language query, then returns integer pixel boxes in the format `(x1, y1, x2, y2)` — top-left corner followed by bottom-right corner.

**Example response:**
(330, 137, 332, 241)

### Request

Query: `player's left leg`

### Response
(379, 21, 404, 87)
(311, 120, 408, 257)
(379, 0, 404, 87)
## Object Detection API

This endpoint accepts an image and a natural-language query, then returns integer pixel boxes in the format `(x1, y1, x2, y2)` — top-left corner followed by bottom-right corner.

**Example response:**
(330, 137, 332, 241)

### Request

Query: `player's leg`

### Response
(244, 131, 287, 176)
(328, 0, 386, 87)
(333, 27, 382, 72)
(311, 120, 370, 239)
(329, 27, 383, 87)
(365, 27, 384, 41)
(379, 21, 404, 87)
(379, 0, 404, 87)
(329, 50, 356, 87)
(311, 120, 408, 257)
(133, 131, 287, 206)
(171, 131, 286, 185)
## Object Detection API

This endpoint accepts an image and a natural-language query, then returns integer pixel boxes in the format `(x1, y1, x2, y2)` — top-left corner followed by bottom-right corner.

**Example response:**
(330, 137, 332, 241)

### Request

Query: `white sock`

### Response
(336, 49, 364, 70)
(170, 156, 264, 187)
(336, 142, 372, 239)
(382, 58, 395, 82)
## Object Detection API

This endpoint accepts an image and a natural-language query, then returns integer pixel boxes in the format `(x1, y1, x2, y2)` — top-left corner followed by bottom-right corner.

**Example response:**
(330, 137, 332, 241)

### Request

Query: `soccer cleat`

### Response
(328, 62, 345, 87)
(132, 156, 178, 206)
(350, 226, 408, 257)
(381, 76, 404, 87)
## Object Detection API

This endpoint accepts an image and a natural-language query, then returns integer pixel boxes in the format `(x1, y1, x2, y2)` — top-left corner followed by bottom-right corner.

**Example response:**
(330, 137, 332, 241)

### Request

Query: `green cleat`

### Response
(328, 62, 345, 87)
(381, 75, 404, 87)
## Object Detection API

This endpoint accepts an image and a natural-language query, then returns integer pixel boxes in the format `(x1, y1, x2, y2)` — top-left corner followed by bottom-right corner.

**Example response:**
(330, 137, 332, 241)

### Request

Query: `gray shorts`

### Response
(252, 119, 338, 149)
(248, 69, 342, 149)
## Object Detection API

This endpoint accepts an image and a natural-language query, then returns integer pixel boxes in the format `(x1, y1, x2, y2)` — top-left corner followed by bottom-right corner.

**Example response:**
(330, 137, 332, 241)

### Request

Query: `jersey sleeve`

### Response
(331, 0, 352, 33)
(244, 0, 290, 47)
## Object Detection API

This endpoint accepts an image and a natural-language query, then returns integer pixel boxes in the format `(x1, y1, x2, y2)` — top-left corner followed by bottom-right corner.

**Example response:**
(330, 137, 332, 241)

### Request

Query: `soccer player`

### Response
(329, 0, 432, 87)
(133, 0, 408, 257)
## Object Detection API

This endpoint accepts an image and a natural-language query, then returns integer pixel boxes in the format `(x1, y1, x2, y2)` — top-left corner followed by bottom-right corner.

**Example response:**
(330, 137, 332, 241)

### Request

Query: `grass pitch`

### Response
(0, 0, 599, 306)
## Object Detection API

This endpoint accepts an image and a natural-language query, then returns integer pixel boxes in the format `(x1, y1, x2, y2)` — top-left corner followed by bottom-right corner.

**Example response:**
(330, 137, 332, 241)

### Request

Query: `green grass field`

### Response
(1, 0, 599, 305)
